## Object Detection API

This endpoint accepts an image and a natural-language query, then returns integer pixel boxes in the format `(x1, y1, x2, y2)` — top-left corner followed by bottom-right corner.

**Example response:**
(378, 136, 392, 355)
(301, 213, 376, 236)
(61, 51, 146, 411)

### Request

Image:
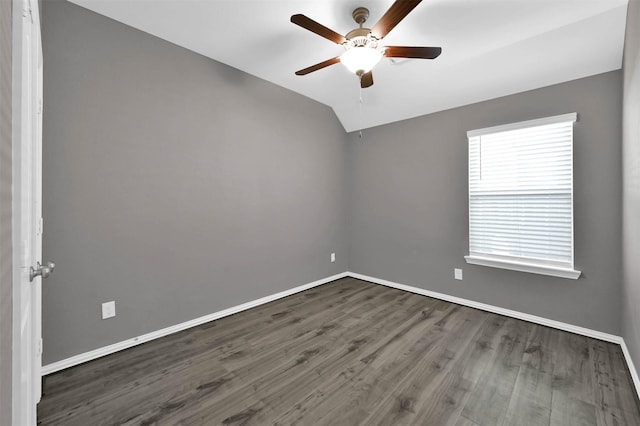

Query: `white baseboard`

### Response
(41, 272, 348, 376)
(346, 271, 640, 399)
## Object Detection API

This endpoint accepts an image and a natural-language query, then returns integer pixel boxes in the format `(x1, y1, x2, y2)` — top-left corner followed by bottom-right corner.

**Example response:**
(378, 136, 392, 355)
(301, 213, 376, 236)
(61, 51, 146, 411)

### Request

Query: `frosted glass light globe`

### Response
(340, 47, 383, 75)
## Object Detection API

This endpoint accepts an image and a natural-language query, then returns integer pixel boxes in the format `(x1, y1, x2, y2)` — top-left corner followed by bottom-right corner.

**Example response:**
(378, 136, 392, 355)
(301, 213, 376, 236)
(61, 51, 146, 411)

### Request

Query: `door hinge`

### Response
(23, 0, 33, 23)
(37, 338, 43, 356)
(37, 217, 43, 236)
(38, 98, 43, 115)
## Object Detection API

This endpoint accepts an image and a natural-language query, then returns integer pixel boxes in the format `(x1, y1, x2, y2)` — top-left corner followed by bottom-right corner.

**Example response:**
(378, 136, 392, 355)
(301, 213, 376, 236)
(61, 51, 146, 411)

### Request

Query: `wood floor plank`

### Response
(589, 339, 640, 426)
(461, 317, 533, 426)
(551, 329, 594, 405)
(500, 325, 557, 426)
(455, 313, 510, 385)
(455, 414, 483, 426)
(550, 391, 597, 426)
(522, 324, 559, 374)
(361, 306, 486, 425)
(502, 365, 553, 426)
(37, 278, 640, 426)
(605, 341, 640, 416)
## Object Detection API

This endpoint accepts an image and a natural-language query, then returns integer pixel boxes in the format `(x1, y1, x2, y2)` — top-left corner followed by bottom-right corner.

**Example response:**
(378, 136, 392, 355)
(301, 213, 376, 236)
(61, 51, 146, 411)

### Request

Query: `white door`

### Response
(12, 0, 46, 424)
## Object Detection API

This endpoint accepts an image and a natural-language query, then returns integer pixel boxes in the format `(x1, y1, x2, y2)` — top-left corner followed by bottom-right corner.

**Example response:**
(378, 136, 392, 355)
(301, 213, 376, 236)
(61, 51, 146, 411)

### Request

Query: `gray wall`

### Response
(1, 0, 13, 423)
(622, 0, 640, 374)
(41, 0, 630, 368)
(41, 0, 348, 364)
(348, 70, 623, 334)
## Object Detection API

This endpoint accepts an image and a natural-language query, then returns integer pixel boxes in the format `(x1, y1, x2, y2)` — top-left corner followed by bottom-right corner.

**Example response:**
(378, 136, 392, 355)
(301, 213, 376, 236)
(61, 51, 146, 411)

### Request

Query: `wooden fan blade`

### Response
(291, 14, 346, 45)
(384, 46, 442, 59)
(295, 57, 341, 76)
(371, 0, 422, 40)
(360, 71, 374, 88)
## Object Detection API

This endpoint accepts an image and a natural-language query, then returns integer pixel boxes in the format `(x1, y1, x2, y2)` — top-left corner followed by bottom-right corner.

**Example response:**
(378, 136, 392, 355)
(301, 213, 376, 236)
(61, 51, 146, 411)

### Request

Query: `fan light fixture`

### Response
(340, 46, 383, 75)
(291, 2, 442, 89)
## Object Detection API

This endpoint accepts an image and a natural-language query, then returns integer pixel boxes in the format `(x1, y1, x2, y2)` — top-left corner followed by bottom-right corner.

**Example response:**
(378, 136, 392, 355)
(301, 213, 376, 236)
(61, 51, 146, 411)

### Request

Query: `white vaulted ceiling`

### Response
(67, 0, 629, 132)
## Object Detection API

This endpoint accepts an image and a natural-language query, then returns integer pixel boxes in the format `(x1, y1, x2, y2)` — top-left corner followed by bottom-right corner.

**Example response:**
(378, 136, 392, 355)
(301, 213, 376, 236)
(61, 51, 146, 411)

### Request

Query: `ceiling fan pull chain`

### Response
(359, 84, 364, 139)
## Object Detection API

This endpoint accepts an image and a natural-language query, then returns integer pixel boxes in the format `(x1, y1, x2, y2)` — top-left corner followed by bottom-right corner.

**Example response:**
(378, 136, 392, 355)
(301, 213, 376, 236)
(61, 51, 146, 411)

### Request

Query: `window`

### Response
(465, 113, 581, 279)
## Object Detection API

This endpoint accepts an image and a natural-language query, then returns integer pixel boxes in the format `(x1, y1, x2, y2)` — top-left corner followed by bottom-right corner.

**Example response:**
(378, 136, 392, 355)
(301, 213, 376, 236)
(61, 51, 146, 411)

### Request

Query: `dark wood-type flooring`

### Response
(38, 277, 640, 425)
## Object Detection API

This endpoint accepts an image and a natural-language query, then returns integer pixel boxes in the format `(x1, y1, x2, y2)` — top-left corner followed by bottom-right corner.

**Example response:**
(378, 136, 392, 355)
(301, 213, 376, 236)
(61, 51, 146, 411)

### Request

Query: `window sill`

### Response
(464, 255, 581, 280)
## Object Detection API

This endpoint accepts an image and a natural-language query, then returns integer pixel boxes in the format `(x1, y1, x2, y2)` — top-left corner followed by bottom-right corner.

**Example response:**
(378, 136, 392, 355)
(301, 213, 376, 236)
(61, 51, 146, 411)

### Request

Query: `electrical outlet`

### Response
(102, 301, 116, 319)
(331, 252, 336, 263)
(454, 268, 463, 280)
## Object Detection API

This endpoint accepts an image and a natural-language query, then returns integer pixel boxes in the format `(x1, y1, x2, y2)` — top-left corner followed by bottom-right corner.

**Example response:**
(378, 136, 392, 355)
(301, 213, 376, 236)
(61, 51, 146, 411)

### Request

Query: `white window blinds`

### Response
(466, 113, 579, 278)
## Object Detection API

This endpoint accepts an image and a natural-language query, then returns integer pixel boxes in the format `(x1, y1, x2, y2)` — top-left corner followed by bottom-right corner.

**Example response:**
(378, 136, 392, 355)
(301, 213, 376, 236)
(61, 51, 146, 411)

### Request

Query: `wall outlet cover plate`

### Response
(454, 269, 463, 280)
(102, 301, 116, 319)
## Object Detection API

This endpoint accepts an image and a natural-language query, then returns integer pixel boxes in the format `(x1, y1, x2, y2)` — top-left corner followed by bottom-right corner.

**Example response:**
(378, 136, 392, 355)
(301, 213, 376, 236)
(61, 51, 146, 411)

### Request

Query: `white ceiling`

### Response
(67, 0, 629, 132)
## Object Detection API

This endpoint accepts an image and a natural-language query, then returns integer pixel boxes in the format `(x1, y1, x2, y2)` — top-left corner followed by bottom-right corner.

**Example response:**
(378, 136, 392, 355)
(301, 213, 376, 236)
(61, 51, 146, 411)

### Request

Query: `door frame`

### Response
(12, 0, 43, 424)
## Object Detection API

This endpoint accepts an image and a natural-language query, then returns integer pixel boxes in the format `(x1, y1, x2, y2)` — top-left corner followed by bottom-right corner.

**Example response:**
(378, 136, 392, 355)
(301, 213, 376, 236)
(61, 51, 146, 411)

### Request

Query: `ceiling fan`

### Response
(291, 0, 442, 88)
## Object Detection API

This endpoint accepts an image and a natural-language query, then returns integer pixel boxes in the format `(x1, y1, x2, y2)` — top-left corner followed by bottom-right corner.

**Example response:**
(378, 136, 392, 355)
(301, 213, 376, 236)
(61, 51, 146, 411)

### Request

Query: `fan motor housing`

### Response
(346, 27, 374, 44)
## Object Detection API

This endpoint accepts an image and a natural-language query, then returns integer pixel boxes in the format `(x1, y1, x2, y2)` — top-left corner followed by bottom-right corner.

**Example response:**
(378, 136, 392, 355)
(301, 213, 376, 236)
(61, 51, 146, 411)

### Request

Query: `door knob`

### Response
(30, 261, 55, 282)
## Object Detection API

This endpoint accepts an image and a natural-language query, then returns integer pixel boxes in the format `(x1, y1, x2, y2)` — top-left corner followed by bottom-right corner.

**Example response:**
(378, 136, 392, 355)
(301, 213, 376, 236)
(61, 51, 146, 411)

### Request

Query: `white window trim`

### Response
(466, 112, 581, 280)
(466, 113, 577, 138)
